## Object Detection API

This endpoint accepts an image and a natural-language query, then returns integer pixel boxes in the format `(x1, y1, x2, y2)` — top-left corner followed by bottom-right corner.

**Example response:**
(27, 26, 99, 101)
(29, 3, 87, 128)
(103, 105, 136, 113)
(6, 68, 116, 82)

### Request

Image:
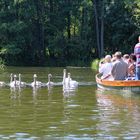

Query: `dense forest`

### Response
(0, 0, 139, 66)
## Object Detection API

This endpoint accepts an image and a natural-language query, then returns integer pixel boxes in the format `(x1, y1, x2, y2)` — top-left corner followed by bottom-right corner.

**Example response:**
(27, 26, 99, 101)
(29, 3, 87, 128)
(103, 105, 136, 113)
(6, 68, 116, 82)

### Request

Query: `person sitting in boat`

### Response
(99, 58, 105, 68)
(123, 54, 130, 65)
(99, 55, 113, 80)
(111, 54, 116, 62)
(111, 51, 128, 80)
(127, 54, 136, 80)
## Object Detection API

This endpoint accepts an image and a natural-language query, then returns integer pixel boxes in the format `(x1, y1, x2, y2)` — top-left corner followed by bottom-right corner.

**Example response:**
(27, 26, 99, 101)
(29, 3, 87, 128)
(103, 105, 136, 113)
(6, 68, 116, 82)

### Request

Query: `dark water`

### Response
(0, 67, 140, 139)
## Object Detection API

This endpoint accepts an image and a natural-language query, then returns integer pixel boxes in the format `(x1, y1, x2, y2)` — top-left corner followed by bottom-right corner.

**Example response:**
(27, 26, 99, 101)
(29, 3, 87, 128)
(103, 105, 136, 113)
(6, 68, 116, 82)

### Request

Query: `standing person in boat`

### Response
(99, 55, 113, 80)
(111, 51, 128, 80)
(134, 36, 140, 80)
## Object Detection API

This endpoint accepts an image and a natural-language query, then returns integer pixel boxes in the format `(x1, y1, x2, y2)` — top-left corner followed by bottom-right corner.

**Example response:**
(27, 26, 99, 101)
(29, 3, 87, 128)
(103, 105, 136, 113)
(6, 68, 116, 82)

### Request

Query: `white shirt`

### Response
(99, 62, 113, 79)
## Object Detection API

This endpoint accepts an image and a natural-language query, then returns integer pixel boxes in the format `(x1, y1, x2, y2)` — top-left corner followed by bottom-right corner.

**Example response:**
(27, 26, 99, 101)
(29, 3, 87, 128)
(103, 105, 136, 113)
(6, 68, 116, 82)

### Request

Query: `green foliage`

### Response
(104, 0, 138, 54)
(91, 59, 100, 71)
(0, 0, 139, 66)
(0, 58, 5, 71)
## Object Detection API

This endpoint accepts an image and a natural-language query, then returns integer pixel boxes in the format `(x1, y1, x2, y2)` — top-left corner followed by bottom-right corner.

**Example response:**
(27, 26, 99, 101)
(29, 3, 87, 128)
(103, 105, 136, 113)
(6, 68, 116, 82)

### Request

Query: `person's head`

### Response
(105, 55, 111, 62)
(114, 51, 122, 59)
(111, 54, 116, 62)
(129, 53, 136, 62)
(123, 54, 129, 60)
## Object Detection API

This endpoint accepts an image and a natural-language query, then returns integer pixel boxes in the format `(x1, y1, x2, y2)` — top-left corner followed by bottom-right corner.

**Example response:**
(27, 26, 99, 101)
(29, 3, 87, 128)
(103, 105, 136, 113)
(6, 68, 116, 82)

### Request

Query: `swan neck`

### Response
(34, 77, 36, 86)
(19, 75, 21, 85)
(68, 74, 70, 85)
(10, 74, 13, 83)
(14, 77, 16, 86)
(48, 76, 50, 84)
(63, 70, 66, 84)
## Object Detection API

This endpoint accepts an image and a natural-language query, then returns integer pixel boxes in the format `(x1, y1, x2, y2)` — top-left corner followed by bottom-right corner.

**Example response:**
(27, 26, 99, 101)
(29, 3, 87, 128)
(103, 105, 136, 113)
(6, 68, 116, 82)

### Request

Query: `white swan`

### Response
(62, 69, 71, 85)
(17, 73, 26, 87)
(62, 69, 66, 84)
(67, 73, 78, 88)
(10, 73, 13, 83)
(10, 74, 17, 87)
(46, 74, 54, 86)
(31, 74, 42, 87)
(0, 81, 5, 87)
(62, 69, 78, 90)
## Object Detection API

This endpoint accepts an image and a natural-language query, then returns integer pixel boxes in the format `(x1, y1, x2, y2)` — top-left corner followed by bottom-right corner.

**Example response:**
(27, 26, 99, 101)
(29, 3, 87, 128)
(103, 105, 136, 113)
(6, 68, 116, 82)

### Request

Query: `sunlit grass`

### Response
(91, 59, 100, 71)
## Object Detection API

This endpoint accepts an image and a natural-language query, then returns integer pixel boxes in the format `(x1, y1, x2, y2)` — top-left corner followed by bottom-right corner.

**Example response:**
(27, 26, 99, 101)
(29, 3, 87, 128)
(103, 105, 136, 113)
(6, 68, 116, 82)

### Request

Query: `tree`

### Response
(92, 0, 105, 58)
(0, 0, 139, 66)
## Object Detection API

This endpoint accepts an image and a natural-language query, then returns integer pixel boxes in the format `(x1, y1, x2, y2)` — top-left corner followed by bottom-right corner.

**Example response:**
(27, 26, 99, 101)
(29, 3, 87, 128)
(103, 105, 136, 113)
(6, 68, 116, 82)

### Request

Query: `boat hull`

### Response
(96, 73, 140, 91)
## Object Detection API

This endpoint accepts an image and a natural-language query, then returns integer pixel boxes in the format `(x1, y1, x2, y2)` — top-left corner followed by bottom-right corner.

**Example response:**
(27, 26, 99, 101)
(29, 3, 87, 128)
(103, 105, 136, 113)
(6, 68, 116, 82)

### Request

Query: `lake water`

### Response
(0, 67, 140, 140)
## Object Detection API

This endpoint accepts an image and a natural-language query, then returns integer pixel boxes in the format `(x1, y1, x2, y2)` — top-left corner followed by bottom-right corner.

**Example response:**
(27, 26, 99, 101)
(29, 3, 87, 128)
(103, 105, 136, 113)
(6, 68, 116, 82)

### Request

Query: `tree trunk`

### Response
(67, 0, 71, 40)
(49, 0, 53, 24)
(93, 0, 101, 58)
(73, 16, 76, 36)
(100, 1, 104, 57)
(33, 0, 46, 65)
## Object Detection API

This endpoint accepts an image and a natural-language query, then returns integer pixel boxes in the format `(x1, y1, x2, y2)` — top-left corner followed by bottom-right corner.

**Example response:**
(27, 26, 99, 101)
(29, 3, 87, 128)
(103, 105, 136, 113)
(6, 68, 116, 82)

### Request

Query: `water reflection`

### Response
(63, 88, 77, 99)
(10, 87, 22, 100)
(9, 85, 53, 104)
(62, 82, 78, 99)
(95, 88, 140, 139)
(47, 85, 54, 94)
(32, 87, 39, 104)
(0, 133, 39, 140)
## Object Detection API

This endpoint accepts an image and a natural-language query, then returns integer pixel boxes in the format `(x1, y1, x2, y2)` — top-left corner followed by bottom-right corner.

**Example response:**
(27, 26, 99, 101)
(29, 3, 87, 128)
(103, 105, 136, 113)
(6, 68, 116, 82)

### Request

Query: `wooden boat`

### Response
(95, 73, 140, 91)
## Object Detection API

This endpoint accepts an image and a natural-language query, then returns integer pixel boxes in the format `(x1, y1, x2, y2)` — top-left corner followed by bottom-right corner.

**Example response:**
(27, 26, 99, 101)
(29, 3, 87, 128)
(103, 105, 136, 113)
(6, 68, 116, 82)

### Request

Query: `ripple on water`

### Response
(78, 82, 96, 86)
(0, 133, 39, 140)
(67, 104, 80, 108)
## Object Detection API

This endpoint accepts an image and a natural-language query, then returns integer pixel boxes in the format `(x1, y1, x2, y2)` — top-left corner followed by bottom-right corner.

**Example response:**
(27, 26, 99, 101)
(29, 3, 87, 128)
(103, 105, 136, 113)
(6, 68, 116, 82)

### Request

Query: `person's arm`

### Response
(99, 65, 104, 74)
(99, 60, 104, 68)
(101, 74, 111, 80)
(128, 64, 134, 76)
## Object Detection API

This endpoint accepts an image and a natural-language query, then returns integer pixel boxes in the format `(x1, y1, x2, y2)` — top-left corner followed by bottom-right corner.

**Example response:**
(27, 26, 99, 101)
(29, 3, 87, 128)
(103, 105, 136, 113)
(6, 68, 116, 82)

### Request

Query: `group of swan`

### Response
(9, 73, 54, 88)
(30, 73, 53, 87)
(10, 73, 26, 88)
(0, 69, 78, 90)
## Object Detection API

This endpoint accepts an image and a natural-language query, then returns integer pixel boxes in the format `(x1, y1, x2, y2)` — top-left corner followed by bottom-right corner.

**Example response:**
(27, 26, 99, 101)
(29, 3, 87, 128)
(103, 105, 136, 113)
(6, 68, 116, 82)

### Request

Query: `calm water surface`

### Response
(0, 67, 140, 139)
